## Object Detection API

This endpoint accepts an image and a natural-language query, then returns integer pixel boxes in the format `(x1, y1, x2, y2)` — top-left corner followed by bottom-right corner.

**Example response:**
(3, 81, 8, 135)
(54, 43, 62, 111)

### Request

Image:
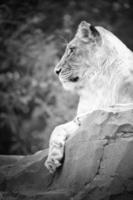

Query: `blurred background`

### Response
(0, 0, 133, 155)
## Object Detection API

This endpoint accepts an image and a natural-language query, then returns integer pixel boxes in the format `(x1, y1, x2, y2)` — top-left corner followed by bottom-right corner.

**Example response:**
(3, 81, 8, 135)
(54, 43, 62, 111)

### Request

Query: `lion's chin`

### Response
(59, 76, 85, 92)
(61, 81, 77, 91)
(61, 79, 84, 93)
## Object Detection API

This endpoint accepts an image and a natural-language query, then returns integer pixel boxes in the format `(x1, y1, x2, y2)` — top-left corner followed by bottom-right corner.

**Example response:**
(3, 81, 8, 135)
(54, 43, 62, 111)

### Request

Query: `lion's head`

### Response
(54, 21, 124, 92)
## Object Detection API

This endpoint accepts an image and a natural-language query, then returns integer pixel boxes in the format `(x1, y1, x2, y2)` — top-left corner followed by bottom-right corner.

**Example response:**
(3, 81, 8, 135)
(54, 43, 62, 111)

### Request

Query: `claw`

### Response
(45, 157, 61, 174)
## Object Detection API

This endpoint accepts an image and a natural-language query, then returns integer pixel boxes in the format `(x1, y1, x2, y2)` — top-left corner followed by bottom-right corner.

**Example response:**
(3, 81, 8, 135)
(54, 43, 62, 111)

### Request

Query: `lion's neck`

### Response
(77, 84, 114, 115)
(77, 76, 115, 115)
(77, 55, 133, 116)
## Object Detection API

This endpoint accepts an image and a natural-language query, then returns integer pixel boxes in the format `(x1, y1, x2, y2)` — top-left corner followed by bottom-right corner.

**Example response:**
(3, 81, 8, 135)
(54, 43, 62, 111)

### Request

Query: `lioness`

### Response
(45, 21, 133, 173)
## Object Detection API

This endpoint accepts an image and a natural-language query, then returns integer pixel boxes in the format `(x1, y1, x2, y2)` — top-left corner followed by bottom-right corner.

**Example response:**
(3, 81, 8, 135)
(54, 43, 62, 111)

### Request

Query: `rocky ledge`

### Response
(0, 109, 133, 200)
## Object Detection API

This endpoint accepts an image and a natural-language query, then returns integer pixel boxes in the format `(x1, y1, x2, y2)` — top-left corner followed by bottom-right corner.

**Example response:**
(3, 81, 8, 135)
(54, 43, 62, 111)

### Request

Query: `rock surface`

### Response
(0, 109, 133, 200)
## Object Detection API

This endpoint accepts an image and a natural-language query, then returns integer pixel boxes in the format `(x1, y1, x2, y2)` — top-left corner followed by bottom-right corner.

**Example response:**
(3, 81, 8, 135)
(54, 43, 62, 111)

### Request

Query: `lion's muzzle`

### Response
(54, 63, 62, 75)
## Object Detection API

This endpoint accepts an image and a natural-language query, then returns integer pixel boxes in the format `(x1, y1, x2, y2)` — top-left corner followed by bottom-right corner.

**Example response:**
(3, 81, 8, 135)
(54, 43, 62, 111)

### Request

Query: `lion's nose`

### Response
(55, 68, 61, 75)
(54, 63, 62, 75)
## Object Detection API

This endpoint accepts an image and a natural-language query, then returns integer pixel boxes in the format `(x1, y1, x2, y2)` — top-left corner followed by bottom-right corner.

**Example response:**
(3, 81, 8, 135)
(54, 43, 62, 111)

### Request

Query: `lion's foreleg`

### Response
(45, 120, 80, 173)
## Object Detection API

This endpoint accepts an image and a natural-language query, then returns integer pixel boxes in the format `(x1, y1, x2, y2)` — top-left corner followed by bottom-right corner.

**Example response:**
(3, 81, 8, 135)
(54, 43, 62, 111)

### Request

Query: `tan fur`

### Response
(45, 21, 133, 173)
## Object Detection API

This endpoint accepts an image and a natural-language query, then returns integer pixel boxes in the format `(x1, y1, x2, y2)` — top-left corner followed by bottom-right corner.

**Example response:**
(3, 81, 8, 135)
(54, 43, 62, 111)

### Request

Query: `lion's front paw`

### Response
(45, 156, 61, 174)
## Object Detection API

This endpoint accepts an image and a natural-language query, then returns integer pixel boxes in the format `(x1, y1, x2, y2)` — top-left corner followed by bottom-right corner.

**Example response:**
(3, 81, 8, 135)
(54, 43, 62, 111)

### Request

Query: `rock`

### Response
(0, 109, 133, 200)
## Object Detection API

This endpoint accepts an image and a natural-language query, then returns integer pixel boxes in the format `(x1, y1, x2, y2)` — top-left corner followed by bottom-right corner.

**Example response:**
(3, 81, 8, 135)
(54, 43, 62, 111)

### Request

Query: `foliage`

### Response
(0, 0, 132, 155)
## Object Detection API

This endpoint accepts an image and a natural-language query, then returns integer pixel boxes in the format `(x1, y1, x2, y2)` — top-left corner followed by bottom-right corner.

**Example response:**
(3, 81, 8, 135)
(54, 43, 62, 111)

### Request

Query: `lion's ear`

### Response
(76, 21, 101, 43)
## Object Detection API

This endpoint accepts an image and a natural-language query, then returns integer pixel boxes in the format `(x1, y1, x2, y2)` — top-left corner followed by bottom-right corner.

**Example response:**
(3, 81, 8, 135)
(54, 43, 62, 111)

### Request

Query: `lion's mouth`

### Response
(69, 76, 79, 82)
(59, 75, 80, 84)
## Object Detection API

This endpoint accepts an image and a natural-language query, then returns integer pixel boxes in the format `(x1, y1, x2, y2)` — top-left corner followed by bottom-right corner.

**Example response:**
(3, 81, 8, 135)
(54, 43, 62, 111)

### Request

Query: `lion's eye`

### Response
(69, 46, 76, 54)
